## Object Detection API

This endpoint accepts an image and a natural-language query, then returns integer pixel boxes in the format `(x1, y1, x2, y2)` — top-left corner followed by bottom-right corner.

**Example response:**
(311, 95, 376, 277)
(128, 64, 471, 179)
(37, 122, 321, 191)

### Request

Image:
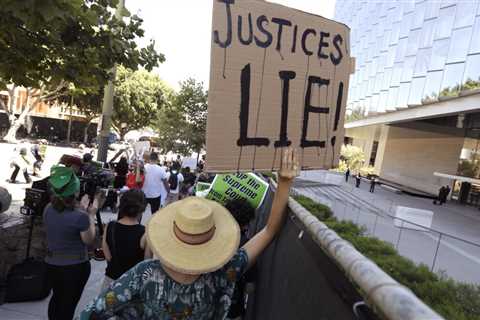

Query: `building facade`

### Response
(335, 0, 480, 203)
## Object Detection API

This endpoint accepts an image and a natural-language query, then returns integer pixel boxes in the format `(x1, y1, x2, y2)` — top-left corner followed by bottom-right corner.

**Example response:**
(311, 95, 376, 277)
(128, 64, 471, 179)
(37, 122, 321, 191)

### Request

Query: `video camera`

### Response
(21, 188, 47, 217)
(79, 168, 115, 200)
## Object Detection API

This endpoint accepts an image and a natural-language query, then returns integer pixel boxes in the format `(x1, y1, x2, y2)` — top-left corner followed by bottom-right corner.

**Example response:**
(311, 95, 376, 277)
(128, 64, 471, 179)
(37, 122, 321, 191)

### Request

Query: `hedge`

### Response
(293, 195, 480, 320)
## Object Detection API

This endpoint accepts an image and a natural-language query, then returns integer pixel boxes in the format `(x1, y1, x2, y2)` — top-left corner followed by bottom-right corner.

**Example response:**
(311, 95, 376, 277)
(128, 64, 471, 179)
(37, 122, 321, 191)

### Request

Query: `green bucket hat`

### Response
(49, 165, 80, 198)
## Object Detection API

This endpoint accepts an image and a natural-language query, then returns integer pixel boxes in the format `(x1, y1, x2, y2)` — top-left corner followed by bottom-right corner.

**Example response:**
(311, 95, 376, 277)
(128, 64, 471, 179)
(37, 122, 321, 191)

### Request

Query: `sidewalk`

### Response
(295, 170, 480, 284)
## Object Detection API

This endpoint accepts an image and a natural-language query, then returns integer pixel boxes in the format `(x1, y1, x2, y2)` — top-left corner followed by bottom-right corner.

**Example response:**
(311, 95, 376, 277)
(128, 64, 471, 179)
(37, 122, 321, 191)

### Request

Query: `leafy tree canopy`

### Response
(155, 79, 208, 156)
(113, 66, 171, 135)
(0, 0, 164, 91)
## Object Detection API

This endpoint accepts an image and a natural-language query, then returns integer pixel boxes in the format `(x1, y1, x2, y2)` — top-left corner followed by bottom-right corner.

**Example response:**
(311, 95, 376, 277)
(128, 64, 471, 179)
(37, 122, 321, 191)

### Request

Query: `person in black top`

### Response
(224, 199, 257, 320)
(101, 189, 148, 291)
(113, 156, 129, 189)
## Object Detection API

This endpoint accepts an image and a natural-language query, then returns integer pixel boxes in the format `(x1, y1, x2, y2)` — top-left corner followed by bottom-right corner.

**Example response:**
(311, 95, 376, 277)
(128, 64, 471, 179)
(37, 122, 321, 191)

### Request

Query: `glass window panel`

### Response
(376, 54, 386, 73)
(400, 13, 414, 38)
(397, 82, 411, 108)
(403, 0, 415, 14)
(382, 68, 393, 90)
(386, 44, 396, 67)
(447, 27, 472, 63)
(425, 1, 441, 20)
(395, 38, 408, 62)
(364, 97, 372, 114)
(401, 56, 416, 82)
(393, 5, 404, 22)
(440, 63, 466, 96)
(390, 22, 401, 45)
(387, 86, 399, 109)
(406, 29, 421, 56)
(370, 94, 380, 113)
(423, 71, 443, 102)
(378, 91, 389, 113)
(463, 54, 480, 85)
(454, 2, 476, 29)
(420, 19, 436, 48)
(435, 6, 456, 39)
(368, 77, 376, 94)
(381, 30, 391, 51)
(391, 62, 403, 86)
(408, 77, 426, 105)
(441, 0, 456, 9)
(414, 47, 432, 76)
(469, 17, 480, 54)
(429, 38, 450, 70)
(413, 1, 426, 29)
(374, 73, 384, 93)
(478, 1, 480, 15)
(369, 60, 377, 77)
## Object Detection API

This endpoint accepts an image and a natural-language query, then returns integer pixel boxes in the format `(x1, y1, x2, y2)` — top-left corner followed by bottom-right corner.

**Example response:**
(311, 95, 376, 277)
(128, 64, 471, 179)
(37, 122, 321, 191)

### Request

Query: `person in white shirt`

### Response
(159, 161, 169, 207)
(141, 152, 169, 214)
(165, 163, 184, 205)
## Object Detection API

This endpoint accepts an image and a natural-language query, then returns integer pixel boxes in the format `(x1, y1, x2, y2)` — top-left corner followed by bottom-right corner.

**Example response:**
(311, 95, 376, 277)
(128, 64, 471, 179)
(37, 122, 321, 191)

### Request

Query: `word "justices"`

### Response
(213, 0, 344, 65)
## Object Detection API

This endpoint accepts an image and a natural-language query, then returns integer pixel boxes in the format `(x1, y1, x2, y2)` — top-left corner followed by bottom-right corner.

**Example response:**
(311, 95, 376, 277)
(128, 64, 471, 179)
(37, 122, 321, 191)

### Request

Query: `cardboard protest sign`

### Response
(205, 173, 269, 209)
(206, 0, 352, 172)
(133, 141, 150, 159)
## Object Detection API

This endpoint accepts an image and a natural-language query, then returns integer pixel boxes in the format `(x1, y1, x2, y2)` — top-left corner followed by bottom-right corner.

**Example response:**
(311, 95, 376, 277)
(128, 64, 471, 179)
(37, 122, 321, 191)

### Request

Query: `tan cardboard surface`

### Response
(206, 0, 352, 172)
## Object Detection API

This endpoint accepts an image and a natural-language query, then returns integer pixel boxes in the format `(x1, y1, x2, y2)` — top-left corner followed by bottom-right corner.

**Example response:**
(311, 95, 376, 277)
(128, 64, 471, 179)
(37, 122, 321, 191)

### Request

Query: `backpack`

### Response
(168, 171, 179, 190)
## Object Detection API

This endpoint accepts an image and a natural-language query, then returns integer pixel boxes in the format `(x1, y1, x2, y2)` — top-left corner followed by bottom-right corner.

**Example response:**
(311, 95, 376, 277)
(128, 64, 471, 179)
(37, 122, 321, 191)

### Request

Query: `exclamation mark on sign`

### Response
(331, 82, 344, 164)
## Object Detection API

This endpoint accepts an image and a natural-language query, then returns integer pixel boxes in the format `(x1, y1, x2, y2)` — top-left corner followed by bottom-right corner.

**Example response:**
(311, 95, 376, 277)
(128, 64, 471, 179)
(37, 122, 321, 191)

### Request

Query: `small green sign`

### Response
(205, 173, 269, 209)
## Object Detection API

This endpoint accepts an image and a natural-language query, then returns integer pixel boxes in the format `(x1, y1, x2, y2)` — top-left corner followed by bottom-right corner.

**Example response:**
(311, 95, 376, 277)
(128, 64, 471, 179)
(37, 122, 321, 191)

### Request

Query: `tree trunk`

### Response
(4, 90, 34, 142)
(83, 118, 93, 144)
(66, 96, 74, 143)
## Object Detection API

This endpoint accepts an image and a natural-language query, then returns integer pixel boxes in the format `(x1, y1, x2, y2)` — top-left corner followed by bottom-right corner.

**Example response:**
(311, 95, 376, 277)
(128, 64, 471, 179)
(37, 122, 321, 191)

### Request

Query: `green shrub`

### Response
(294, 195, 480, 320)
(293, 195, 333, 221)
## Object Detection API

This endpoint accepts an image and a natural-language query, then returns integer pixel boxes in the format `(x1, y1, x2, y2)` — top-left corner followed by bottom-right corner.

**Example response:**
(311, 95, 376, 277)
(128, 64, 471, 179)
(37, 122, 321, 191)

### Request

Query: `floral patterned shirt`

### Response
(79, 249, 249, 320)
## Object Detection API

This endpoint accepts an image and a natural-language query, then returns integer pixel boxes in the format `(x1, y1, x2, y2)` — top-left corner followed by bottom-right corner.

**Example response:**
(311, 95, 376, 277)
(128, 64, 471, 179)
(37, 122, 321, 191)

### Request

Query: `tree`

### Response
(0, 0, 164, 141)
(155, 79, 208, 157)
(113, 66, 171, 138)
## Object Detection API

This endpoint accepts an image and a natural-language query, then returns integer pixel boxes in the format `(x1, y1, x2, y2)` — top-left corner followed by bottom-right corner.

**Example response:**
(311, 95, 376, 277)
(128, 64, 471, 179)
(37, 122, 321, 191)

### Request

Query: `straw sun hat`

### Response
(146, 197, 241, 275)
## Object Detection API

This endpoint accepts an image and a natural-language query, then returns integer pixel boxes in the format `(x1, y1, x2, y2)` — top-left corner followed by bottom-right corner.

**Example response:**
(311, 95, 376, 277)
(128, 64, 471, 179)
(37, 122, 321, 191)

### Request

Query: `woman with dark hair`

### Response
(113, 156, 129, 189)
(101, 189, 148, 291)
(43, 166, 101, 320)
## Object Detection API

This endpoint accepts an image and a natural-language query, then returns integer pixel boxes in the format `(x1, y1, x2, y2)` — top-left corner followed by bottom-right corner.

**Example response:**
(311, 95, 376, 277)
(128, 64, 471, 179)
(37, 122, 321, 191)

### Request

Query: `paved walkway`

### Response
(295, 170, 480, 284)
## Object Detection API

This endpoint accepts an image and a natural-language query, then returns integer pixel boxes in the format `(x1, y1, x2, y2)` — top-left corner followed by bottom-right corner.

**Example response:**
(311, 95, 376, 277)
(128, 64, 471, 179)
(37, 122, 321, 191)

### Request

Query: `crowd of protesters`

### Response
(30, 143, 298, 320)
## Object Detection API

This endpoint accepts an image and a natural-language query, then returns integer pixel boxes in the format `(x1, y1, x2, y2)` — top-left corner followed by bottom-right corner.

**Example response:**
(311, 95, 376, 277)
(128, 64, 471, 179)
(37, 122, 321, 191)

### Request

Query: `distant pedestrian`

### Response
(165, 163, 184, 205)
(142, 152, 169, 214)
(369, 177, 376, 193)
(355, 173, 361, 188)
(345, 168, 350, 182)
(440, 185, 451, 205)
(434, 186, 446, 205)
(8, 147, 31, 183)
(31, 144, 43, 176)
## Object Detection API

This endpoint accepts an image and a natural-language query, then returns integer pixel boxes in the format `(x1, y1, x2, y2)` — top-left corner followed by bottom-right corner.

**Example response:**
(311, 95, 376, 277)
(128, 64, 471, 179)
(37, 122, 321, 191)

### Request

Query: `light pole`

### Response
(97, 0, 125, 163)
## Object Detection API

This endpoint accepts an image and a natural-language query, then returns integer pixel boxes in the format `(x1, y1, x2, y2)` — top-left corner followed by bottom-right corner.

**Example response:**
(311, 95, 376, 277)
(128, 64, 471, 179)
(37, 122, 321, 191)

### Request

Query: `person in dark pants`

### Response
(345, 168, 350, 182)
(43, 166, 101, 320)
(369, 177, 376, 193)
(434, 186, 446, 205)
(224, 199, 257, 320)
(142, 152, 169, 214)
(355, 173, 361, 188)
(9, 148, 31, 183)
(440, 185, 451, 205)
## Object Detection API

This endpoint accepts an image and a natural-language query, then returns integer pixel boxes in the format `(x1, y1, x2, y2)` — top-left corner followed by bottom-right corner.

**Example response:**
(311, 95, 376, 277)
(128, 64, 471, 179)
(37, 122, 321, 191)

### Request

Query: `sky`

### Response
(127, 0, 337, 90)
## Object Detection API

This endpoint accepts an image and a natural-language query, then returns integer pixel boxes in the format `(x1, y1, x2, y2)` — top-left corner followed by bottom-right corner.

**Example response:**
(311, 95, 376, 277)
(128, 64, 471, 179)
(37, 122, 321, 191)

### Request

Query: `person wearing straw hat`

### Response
(44, 166, 103, 320)
(80, 147, 299, 320)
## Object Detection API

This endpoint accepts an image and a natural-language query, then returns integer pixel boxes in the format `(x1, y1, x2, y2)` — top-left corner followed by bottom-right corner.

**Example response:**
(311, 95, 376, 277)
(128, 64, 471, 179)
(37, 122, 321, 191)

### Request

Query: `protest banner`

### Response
(133, 141, 150, 159)
(204, 173, 269, 209)
(206, 0, 353, 172)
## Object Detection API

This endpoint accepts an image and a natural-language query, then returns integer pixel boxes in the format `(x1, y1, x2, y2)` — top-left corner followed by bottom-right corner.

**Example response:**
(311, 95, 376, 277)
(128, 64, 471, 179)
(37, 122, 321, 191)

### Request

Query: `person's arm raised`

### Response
(242, 147, 299, 269)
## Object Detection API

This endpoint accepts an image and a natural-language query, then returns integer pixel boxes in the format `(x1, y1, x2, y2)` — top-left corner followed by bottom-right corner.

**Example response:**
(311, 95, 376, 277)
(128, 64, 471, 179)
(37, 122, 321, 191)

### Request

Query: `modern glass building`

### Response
(335, 0, 480, 115)
(334, 0, 480, 205)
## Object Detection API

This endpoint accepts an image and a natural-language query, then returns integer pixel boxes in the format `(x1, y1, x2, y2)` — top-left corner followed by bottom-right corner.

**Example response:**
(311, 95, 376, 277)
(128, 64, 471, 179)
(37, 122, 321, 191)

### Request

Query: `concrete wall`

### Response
(380, 125, 464, 194)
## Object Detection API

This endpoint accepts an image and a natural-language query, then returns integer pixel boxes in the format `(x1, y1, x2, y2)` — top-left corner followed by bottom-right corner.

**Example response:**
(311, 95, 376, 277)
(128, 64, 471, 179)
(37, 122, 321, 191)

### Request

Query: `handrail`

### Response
(288, 195, 444, 320)
(296, 181, 480, 248)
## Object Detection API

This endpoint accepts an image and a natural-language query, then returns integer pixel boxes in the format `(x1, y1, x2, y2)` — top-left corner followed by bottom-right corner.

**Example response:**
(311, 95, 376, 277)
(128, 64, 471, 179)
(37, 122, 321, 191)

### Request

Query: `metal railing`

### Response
(294, 182, 480, 284)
